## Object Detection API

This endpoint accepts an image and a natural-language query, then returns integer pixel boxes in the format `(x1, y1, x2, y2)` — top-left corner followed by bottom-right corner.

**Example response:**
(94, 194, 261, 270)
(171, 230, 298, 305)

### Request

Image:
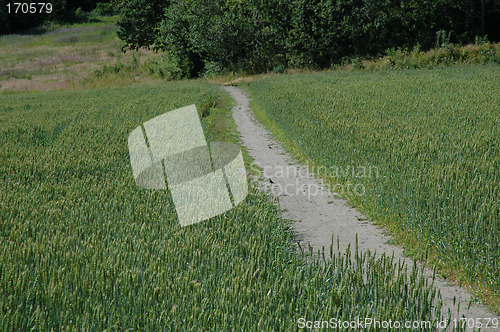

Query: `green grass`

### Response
(0, 81, 451, 330)
(0, 17, 163, 92)
(0, 17, 121, 65)
(338, 42, 500, 71)
(248, 64, 500, 313)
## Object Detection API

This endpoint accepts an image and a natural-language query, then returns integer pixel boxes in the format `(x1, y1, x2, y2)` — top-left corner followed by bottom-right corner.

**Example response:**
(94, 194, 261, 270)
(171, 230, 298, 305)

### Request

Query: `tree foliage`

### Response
(115, 0, 167, 51)
(2, 0, 497, 75)
(115, 0, 500, 77)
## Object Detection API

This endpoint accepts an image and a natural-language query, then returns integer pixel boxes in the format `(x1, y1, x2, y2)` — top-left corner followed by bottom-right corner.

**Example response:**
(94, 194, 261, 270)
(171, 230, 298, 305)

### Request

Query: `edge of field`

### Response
(242, 79, 500, 315)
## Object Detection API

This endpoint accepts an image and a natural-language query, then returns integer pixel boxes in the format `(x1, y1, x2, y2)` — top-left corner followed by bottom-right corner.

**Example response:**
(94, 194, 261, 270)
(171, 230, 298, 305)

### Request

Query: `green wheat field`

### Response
(1, 81, 452, 330)
(249, 65, 500, 313)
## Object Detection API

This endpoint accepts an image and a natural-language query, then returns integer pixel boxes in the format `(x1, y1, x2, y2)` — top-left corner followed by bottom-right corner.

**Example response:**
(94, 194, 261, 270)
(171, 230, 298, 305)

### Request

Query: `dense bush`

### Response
(115, 0, 166, 52)
(346, 42, 500, 71)
(115, 0, 500, 76)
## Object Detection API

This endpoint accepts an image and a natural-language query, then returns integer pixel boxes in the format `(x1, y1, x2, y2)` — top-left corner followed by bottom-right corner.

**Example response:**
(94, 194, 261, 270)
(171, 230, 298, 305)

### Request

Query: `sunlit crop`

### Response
(249, 64, 500, 311)
(0, 81, 449, 329)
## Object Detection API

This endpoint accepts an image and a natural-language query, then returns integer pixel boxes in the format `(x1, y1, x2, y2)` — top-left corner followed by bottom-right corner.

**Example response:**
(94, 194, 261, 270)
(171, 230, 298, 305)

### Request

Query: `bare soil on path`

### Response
(224, 86, 499, 331)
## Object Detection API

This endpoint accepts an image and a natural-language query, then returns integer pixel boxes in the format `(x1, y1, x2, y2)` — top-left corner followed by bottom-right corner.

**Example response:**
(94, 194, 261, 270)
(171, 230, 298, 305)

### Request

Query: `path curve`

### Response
(224, 86, 498, 331)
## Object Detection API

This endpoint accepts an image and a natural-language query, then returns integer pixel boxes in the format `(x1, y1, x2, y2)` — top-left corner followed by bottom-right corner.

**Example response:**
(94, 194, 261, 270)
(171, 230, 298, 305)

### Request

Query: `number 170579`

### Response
(6, 3, 53, 14)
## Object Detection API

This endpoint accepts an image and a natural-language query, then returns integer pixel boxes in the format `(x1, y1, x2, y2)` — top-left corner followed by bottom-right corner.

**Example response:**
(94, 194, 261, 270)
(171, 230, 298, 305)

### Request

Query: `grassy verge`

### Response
(0, 16, 166, 93)
(0, 81, 452, 330)
(335, 42, 500, 71)
(247, 65, 500, 314)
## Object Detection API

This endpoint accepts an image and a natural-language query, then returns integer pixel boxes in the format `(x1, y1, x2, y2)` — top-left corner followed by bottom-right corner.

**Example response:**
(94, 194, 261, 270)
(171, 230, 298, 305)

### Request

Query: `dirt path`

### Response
(224, 86, 498, 331)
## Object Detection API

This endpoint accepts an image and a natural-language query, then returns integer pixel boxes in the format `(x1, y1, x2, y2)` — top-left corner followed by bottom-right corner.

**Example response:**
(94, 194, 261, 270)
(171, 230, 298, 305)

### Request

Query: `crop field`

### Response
(0, 81, 451, 329)
(248, 65, 500, 312)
